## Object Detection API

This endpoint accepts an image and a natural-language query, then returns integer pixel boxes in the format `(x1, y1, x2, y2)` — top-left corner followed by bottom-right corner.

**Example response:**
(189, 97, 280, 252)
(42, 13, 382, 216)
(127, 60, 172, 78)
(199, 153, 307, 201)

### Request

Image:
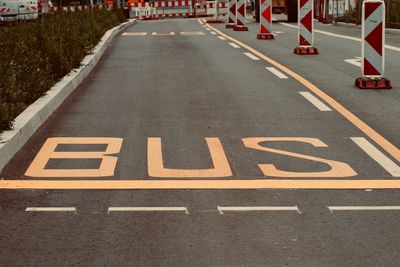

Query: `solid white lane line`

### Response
(351, 137, 400, 177)
(108, 207, 189, 214)
(229, 42, 240, 48)
(218, 36, 227, 40)
(266, 67, 289, 79)
(299, 92, 332, 111)
(210, 31, 217, 34)
(244, 52, 260, 60)
(279, 22, 400, 52)
(328, 206, 400, 213)
(25, 207, 76, 213)
(217, 206, 301, 214)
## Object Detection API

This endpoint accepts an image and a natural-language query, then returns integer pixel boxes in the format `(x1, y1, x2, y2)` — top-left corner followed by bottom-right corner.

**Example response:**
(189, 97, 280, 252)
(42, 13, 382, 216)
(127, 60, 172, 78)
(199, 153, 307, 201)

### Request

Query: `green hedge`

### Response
(0, 9, 126, 132)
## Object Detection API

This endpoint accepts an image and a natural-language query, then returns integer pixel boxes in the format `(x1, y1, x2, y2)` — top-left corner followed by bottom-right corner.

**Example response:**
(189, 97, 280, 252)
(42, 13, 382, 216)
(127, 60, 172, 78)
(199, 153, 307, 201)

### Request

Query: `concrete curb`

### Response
(0, 19, 137, 172)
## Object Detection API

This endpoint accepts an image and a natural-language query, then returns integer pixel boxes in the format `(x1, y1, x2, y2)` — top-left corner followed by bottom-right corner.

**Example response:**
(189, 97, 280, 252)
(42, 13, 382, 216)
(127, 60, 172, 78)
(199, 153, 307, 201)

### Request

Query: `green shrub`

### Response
(0, 9, 126, 132)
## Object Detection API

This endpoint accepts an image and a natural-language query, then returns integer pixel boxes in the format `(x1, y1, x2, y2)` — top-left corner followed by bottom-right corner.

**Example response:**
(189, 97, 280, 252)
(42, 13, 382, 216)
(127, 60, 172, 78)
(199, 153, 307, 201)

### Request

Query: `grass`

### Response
(0, 8, 127, 132)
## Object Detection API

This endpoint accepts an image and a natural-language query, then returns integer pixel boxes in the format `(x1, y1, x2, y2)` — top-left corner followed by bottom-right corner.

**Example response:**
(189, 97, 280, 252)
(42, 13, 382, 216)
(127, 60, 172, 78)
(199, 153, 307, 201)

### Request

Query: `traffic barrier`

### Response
(294, 0, 319, 55)
(355, 0, 392, 89)
(129, 1, 193, 20)
(225, 0, 236, 28)
(205, 0, 226, 23)
(257, 0, 274, 39)
(234, 0, 248, 31)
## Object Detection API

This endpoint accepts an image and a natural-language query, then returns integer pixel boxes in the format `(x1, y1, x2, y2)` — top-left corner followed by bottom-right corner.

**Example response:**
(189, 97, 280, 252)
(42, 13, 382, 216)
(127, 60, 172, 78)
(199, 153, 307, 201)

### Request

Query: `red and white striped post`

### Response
(225, 0, 236, 28)
(355, 0, 392, 89)
(234, 0, 248, 31)
(294, 0, 319, 55)
(257, 0, 274, 39)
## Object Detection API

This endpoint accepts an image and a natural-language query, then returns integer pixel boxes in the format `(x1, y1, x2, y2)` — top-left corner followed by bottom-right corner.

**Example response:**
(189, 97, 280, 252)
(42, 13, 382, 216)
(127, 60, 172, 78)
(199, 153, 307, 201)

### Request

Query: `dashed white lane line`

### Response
(266, 67, 289, 79)
(152, 32, 175, 36)
(218, 36, 227, 40)
(198, 19, 204, 25)
(299, 92, 332, 111)
(25, 207, 77, 213)
(180, 31, 206, 36)
(107, 207, 189, 214)
(244, 52, 260, 60)
(206, 28, 211, 31)
(217, 206, 301, 215)
(351, 137, 400, 177)
(344, 57, 361, 67)
(279, 22, 400, 52)
(210, 31, 217, 34)
(122, 32, 147, 36)
(327, 206, 400, 213)
(229, 42, 240, 48)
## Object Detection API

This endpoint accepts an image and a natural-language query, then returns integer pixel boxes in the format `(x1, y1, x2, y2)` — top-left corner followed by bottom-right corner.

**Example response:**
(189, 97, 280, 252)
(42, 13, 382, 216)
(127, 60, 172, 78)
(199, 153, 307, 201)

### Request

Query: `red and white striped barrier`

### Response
(225, 0, 236, 28)
(205, 0, 226, 23)
(355, 0, 392, 89)
(294, 0, 318, 54)
(234, 0, 248, 31)
(257, 0, 274, 39)
(129, 1, 193, 20)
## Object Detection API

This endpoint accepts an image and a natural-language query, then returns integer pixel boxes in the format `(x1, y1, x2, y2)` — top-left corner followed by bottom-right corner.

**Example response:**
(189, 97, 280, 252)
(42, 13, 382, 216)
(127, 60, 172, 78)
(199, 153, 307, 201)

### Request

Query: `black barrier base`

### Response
(225, 23, 235, 29)
(257, 33, 274, 40)
(233, 25, 249, 31)
(294, 46, 319, 55)
(206, 19, 225, 24)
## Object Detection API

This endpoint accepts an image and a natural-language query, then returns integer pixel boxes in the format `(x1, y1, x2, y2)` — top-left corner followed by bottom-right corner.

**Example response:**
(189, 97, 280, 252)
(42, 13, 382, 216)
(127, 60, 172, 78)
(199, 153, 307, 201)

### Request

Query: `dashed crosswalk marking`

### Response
(327, 206, 400, 213)
(217, 36, 227, 40)
(266, 67, 289, 79)
(299, 92, 332, 111)
(229, 42, 240, 48)
(107, 207, 189, 214)
(243, 52, 260, 60)
(351, 137, 400, 177)
(25, 207, 77, 213)
(217, 206, 301, 214)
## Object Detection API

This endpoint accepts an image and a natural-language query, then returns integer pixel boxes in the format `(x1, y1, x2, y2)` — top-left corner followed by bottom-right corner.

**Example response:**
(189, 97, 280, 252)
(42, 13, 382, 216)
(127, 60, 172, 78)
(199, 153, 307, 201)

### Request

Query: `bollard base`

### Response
(257, 33, 274, 40)
(355, 77, 392, 89)
(225, 23, 235, 29)
(206, 19, 225, 24)
(294, 46, 319, 55)
(234, 25, 249, 31)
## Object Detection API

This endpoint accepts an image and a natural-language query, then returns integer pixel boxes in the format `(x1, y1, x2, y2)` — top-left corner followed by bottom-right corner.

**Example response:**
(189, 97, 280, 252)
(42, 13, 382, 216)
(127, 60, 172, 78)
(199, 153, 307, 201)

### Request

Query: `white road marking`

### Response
(210, 31, 217, 35)
(299, 92, 332, 111)
(351, 137, 400, 177)
(266, 67, 289, 79)
(217, 206, 301, 214)
(198, 19, 204, 25)
(108, 207, 189, 214)
(244, 52, 260, 60)
(218, 36, 227, 40)
(180, 31, 206, 36)
(206, 28, 211, 31)
(25, 207, 77, 213)
(344, 57, 361, 67)
(152, 32, 175, 36)
(122, 32, 147, 36)
(327, 206, 400, 213)
(229, 42, 240, 48)
(279, 22, 400, 52)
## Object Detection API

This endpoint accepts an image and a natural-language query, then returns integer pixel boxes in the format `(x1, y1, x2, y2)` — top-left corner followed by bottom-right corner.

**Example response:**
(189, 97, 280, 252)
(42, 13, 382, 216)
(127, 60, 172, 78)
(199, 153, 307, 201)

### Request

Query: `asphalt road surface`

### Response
(0, 18, 400, 266)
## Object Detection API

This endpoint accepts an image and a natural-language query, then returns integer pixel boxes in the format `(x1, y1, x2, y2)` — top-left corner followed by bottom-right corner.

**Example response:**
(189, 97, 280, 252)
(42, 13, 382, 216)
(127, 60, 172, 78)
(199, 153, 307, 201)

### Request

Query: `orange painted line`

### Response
(2, 179, 400, 189)
(206, 23, 400, 163)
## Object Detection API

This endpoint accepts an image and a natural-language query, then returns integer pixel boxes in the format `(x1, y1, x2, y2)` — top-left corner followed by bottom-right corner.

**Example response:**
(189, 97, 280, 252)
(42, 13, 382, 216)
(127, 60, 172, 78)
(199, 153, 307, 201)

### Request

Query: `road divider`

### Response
(257, 0, 274, 40)
(294, 0, 319, 55)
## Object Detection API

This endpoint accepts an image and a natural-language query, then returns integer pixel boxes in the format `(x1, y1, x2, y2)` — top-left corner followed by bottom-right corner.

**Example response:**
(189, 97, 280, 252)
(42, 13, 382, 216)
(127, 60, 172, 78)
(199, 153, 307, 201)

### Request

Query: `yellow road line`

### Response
(205, 23, 400, 163)
(3, 179, 400, 189)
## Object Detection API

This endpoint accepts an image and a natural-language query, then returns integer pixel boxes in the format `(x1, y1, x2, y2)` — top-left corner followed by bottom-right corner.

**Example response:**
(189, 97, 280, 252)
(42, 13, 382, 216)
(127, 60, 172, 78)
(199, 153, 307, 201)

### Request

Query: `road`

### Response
(0, 18, 400, 266)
